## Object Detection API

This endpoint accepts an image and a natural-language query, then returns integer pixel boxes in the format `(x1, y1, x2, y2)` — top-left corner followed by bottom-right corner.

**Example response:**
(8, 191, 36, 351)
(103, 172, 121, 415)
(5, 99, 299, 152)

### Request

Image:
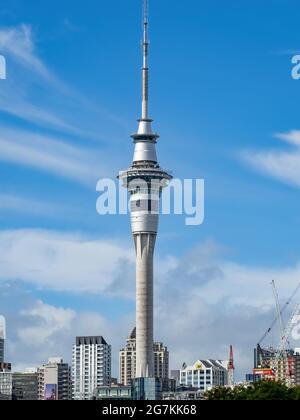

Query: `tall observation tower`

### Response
(120, 0, 172, 382)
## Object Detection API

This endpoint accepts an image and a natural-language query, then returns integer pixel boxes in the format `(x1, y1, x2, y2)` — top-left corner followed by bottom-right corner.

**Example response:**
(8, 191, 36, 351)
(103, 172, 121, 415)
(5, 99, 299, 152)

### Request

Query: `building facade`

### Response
(131, 377, 175, 401)
(119, 328, 169, 385)
(95, 385, 132, 400)
(0, 315, 6, 364)
(180, 360, 228, 392)
(72, 336, 111, 400)
(273, 351, 300, 386)
(119, 328, 136, 386)
(12, 372, 38, 400)
(38, 358, 71, 400)
(170, 370, 181, 387)
(162, 389, 204, 400)
(154, 342, 169, 380)
(0, 339, 4, 365)
(0, 363, 12, 400)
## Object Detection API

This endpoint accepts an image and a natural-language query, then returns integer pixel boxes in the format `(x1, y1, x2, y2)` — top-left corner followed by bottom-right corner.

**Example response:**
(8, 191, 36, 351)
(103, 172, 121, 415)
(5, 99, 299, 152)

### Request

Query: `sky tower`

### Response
(120, 0, 172, 380)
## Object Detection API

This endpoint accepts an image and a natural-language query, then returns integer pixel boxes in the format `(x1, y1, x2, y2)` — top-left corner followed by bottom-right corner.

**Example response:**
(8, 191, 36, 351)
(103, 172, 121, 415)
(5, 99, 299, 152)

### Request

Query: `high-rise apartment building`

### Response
(38, 358, 71, 400)
(154, 342, 169, 380)
(119, 328, 169, 385)
(119, 328, 136, 386)
(72, 336, 111, 400)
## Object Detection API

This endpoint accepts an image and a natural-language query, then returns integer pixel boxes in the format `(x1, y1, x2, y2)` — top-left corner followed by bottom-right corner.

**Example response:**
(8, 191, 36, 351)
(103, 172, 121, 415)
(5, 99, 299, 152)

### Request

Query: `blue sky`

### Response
(1, 0, 300, 380)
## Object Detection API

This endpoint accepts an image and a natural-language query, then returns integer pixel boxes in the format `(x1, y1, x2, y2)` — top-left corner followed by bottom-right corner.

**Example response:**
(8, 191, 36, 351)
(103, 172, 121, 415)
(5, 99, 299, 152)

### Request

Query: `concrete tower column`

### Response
(134, 233, 156, 378)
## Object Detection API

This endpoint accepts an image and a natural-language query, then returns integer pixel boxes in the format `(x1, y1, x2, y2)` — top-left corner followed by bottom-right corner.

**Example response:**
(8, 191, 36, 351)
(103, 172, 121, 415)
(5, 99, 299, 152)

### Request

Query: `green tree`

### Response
(205, 381, 300, 400)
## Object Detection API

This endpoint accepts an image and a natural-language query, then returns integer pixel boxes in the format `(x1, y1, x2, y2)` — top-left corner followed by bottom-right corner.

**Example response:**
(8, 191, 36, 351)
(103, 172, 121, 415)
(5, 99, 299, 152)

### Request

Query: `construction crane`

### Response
(271, 280, 285, 348)
(270, 280, 289, 381)
(227, 345, 235, 387)
(257, 281, 300, 346)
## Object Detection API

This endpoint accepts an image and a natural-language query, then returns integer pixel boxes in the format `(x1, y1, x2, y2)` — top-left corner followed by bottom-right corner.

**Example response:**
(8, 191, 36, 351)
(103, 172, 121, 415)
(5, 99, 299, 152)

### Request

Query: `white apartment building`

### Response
(72, 336, 111, 400)
(180, 360, 228, 392)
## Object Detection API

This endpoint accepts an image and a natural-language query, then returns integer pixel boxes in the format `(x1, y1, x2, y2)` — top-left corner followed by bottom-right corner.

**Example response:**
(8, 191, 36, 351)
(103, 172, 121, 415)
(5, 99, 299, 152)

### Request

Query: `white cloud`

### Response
(276, 130, 300, 146)
(0, 24, 124, 140)
(0, 127, 103, 186)
(0, 24, 52, 80)
(0, 229, 135, 295)
(18, 300, 76, 347)
(242, 130, 300, 188)
(0, 193, 63, 216)
(0, 89, 83, 134)
(7, 299, 120, 371)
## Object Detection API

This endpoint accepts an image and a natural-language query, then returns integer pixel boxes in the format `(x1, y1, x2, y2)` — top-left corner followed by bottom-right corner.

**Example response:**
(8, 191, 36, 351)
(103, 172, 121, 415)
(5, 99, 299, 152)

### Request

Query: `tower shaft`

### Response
(135, 233, 155, 377)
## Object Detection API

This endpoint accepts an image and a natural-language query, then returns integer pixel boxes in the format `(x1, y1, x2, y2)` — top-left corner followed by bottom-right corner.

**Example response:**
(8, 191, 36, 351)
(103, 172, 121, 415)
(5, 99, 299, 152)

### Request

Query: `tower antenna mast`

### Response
(142, 0, 150, 120)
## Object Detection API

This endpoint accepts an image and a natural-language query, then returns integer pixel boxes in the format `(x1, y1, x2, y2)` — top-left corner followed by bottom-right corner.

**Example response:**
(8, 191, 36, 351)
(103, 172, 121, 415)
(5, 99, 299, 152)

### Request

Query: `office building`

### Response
(180, 360, 228, 392)
(38, 358, 71, 400)
(131, 377, 175, 401)
(12, 371, 38, 400)
(95, 385, 132, 401)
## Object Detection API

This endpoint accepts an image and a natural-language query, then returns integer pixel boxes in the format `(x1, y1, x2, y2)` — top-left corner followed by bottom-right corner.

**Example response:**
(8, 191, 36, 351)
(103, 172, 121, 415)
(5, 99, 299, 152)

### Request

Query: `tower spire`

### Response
(142, 0, 149, 120)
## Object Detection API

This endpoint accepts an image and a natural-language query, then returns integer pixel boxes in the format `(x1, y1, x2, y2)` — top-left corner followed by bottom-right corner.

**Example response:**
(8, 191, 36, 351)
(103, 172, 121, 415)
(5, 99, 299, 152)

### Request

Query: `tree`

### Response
(205, 381, 300, 400)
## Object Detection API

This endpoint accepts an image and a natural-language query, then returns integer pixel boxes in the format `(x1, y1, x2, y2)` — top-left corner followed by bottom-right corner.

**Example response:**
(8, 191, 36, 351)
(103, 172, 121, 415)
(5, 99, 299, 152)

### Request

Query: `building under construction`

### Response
(249, 280, 300, 385)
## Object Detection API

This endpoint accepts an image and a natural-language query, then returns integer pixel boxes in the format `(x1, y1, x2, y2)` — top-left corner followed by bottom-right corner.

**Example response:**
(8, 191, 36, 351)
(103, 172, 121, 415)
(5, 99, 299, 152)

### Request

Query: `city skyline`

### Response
(1, 0, 300, 382)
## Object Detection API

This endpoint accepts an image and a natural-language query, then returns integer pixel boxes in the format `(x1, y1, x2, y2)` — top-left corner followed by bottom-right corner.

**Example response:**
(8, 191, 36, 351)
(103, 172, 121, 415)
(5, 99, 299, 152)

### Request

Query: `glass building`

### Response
(132, 378, 160, 401)
(131, 378, 175, 401)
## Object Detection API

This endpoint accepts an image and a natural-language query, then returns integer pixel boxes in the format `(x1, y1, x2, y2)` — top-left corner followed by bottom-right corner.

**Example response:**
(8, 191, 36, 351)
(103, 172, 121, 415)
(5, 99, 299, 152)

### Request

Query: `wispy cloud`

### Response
(0, 194, 59, 216)
(62, 18, 85, 34)
(0, 127, 104, 186)
(241, 130, 300, 188)
(0, 24, 126, 141)
(0, 24, 52, 80)
(0, 88, 82, 134)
